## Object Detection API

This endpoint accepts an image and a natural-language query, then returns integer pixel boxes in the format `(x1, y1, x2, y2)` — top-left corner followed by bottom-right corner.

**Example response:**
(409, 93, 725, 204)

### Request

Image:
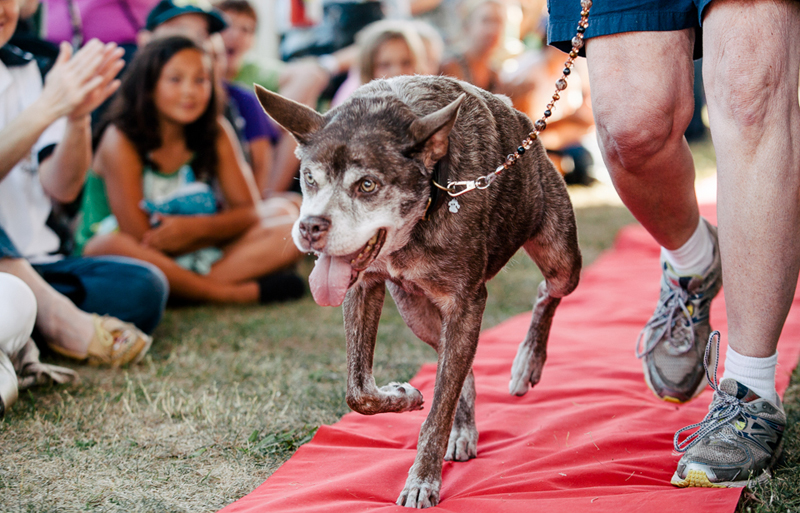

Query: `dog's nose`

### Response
(299, 216, 331, 246)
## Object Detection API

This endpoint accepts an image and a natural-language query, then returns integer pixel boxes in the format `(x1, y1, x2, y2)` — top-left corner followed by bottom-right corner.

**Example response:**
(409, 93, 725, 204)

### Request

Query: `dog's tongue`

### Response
(308, 254, 353, 307)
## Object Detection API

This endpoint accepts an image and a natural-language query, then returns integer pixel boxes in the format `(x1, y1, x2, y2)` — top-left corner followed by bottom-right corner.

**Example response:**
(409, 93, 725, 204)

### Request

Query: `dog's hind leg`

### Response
(344, 280, 424, 415)
(388, 283, 478, 462)
(509, 207, 581, 396)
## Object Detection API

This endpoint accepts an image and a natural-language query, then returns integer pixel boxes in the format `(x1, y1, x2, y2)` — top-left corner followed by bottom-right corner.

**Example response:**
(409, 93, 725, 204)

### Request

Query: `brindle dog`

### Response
(256, 75, 581, 508)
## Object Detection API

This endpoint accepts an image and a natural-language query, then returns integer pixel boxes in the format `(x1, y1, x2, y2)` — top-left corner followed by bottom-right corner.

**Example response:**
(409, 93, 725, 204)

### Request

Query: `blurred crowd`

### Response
(0, 0, 599, 416)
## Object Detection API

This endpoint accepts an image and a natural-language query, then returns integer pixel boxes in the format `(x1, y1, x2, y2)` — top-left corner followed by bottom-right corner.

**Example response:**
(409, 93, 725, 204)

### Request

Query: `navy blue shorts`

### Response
(0, 224, 168, 334)
(547, 0, 714, 59)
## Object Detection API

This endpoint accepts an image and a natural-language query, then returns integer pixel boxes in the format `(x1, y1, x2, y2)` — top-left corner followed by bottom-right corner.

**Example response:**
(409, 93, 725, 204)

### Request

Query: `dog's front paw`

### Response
(380, 382, 424, 412)
(509, 342, 545, 396)
(444, 423, 478, 461)
(397, 475, 441, 509)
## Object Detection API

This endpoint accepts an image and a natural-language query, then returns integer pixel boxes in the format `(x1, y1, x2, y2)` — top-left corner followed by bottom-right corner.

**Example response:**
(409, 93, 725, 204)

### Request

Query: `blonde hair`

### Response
(459, 0, 506, 25)
(411, 20, 445, 74)
(356, 20, 426, 84)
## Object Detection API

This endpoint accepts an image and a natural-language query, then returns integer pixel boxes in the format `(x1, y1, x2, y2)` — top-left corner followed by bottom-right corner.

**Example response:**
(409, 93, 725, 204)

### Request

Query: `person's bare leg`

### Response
(587, 30, 720, 404)
(703, 0, 800, 358)
(0, 258, 93, 355)
(671, 5, 798, 486)
(207, 219, 301, 284)
(586, 30, 699, 249)
(84, 233, 259, 303)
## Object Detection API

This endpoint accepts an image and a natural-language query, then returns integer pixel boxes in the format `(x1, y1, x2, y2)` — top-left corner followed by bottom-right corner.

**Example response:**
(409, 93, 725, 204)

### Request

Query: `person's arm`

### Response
(249, 137, 273, 195)
(229, 86, 275, 196)
(0, 40, 123, 191)
(266, 134, 300, 195)
(141, 118, 260, 253)
(94, 125, 152, 240)
(38, 116, 93, 203)
(213, 117, 261, 210)
(38, 41, 124, 202)
(0, 99, 59, 183)
(278, 46, 359, 107)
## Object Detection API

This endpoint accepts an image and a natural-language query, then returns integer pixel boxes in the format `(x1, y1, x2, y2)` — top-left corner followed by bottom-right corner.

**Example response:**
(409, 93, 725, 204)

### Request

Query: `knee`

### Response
(0, 273, 37, 355)
(594, 99, 692, 173)
(84, 232, 136, 256)
(704, 50, 789, 131)
(257, 222, 304, 260)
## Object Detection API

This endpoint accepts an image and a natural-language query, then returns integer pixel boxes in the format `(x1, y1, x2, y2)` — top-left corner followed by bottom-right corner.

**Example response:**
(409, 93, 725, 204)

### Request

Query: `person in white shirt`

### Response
(0, 0, 167, 369)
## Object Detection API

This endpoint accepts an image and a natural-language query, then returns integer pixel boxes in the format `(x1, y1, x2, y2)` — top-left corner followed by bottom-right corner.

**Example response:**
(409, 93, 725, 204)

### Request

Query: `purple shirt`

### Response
(225, 82, 281, 145)
(44, 0, 158, 46)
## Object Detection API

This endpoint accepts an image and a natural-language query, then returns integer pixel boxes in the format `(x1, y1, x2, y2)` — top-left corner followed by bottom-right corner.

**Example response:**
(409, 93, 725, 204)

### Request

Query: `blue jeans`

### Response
(0, 226, 168, 334)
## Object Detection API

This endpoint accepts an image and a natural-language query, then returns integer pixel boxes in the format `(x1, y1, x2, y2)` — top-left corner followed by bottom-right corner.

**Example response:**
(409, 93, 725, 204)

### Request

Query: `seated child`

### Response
(330, 19, 426, 108)
(78, 35, 305, 304)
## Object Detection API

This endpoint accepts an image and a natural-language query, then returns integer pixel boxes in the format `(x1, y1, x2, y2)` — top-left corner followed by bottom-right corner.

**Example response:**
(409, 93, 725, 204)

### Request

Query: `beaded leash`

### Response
(434, 0, 593, 198)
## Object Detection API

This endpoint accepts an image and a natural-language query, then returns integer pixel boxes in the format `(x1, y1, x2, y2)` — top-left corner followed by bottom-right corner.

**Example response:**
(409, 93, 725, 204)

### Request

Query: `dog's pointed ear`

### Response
(407, 93, 465, 167)
(255, 84, 324, 144)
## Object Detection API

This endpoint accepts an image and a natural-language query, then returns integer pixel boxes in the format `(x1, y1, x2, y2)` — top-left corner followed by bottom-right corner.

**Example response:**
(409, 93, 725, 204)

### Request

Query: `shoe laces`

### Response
(635, 285, 695, 358)
(673, 331, 740, 453)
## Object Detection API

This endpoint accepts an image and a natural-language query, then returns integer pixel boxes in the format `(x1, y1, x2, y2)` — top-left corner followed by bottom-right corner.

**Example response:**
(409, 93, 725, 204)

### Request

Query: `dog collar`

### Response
(424, 157, 450, 220)
(422, 1, 592, 211)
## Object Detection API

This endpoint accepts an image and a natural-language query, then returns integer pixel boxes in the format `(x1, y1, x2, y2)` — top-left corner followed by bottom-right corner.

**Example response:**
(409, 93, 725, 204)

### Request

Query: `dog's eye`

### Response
(359, 179, 377, 193)
(304, 172, 316, 187)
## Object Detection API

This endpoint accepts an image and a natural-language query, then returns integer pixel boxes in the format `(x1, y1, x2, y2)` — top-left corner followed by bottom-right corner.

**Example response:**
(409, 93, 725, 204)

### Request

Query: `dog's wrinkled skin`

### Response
(256, 76, 581, 508)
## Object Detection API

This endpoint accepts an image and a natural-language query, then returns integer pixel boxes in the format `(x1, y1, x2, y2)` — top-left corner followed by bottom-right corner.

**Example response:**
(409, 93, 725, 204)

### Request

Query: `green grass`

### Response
(1, 150, 798, 511)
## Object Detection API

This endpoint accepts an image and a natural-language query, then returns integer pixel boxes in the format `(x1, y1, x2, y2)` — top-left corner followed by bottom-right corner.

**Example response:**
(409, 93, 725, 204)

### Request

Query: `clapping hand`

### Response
(39, 39, 125, 121)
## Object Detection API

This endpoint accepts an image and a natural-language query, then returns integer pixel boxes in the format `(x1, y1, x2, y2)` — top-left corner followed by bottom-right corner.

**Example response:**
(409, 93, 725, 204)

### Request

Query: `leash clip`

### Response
(432, 171, 496, 199)
(475, 173, 497, 189)
(446, 180, 477, 197)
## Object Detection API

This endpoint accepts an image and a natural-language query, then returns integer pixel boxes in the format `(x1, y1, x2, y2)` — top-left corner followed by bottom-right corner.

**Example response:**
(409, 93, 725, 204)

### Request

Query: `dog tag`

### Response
(448, 198, 461, 213)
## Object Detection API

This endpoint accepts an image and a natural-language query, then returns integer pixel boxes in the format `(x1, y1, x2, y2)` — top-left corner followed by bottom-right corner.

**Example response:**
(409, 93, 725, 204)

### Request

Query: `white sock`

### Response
(661, 219, 714, 276)
(722, 345, 779, 405)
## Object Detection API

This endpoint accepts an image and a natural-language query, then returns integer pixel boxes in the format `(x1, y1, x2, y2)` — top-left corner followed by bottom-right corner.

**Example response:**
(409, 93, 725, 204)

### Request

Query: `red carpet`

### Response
(221, 210, 800, 513)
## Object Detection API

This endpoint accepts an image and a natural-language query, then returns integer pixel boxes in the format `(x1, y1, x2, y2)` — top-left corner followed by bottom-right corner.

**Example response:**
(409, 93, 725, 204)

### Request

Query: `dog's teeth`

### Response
(350, 233, 383, 267)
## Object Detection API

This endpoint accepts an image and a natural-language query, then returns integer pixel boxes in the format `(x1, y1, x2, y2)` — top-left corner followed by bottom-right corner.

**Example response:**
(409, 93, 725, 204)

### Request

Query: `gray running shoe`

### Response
(635, 218, 722, 403)
(672, 332, 785, 488)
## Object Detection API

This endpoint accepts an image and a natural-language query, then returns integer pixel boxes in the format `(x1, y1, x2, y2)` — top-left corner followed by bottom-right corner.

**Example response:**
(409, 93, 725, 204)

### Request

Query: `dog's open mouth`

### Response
(308, 229, 387, 307)
(350, 229, 387, 273)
